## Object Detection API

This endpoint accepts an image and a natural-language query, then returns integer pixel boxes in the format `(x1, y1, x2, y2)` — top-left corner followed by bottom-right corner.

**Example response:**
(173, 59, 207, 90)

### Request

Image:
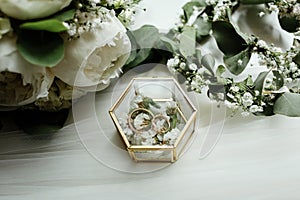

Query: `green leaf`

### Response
(224, 47, 251, 75)
(160, 34, 178, 52)
(132, 24, 160, 49)
(194, 17, 211, 35)
(182, 0, 206, 21)
(274, 93, 300, 117)
(17, 30, 64, 67)
(208, 83, 226, 96)
(126, 49, 152, 67)
(194, 17, 212, 42)
(278, 16, 299, 33)
(254, 71, 270, 94)
(53, 9, 76, 21)
(125, 30, 138, 65)
(125, 25, 160, 68)
(240, 0, 274, 4)
(273, 70, 284, 88)
(179, 26, 196, 58)
(19, 9, 75, 33)
(201, 54, 215, 75)
(20, 19, 68, 32)
(235, 76, 253, 92)
(212, 20, 248, 57)
(216, 65, 226, 77)
(293, 51, 300, 65)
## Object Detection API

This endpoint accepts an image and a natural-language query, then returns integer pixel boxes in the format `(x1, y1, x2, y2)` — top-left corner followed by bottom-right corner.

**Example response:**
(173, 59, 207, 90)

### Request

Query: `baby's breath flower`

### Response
(237, 59, 243, 66)
(241, 111, 250, 117)
(224, 100, 239, 109)
(189, 63, 198, 71)
(249, 105, 263, 113)
(179, 62, 186, 69)
(242, 92, 254, 107)
(258, 11, 265, 17)
(230, 86, 240, 92)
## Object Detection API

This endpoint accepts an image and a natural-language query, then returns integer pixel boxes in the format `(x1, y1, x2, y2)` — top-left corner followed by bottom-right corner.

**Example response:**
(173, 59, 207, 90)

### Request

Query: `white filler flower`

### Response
(0, 0, 72, 20)
(0, 35, 54, 106)
(51, 10, 131, 91)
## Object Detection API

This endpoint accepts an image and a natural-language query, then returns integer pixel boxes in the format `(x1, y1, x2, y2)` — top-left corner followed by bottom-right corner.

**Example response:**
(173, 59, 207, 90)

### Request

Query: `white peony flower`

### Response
(0, 35, 54, 107)
(0, 0, 72, 20)
(51, 10, 131, 92)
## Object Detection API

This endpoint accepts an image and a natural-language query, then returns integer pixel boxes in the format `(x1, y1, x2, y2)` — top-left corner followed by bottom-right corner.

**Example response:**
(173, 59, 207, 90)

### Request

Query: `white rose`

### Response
(0, 35, 54, 106)
(51, 11, 131, 91)
(0, 0, 72, 20)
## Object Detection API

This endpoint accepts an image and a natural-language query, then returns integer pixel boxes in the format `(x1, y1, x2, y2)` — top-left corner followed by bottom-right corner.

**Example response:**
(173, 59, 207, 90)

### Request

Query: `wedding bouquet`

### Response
(0, 0, 141, 132)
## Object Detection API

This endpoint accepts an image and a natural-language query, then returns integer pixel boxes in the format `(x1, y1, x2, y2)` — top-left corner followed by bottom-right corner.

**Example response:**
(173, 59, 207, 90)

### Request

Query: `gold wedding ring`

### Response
(151, 114, 171, 134)
(128, 108, 154, 133)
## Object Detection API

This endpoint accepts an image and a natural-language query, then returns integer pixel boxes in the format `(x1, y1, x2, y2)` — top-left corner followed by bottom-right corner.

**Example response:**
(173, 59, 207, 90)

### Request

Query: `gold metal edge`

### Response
(176, 119, 197, 158)
(173, 111, 197, 147)
(172, 77, 198, 112)
(109, 111, 131, 148)
(129, 145, 175, 151)
(109, 79, 134, 112)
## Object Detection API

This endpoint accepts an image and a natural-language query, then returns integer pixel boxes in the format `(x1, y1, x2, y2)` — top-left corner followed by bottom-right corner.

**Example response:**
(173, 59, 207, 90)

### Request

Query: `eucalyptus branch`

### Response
(165, 0, 300, 117)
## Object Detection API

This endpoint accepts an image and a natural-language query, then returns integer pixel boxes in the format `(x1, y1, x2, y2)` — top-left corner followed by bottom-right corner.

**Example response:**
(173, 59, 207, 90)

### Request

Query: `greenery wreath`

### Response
(127, 0, 300, 117)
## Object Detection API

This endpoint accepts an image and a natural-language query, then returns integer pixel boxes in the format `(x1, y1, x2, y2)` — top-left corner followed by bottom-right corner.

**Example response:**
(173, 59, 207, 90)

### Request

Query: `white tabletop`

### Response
(1, 1, 300, 199)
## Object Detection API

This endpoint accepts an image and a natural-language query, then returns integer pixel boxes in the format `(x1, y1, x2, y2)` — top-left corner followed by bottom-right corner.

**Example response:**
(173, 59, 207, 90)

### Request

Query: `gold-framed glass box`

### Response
(109, 77, 197, 162)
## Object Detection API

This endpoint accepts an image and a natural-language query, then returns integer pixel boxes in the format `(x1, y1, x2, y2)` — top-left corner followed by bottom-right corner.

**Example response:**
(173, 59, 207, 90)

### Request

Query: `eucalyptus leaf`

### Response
(278, 16, 299, 33)
(125, 30, 138, 65)
(20, 19, 68, 32)
(208, 83, 226, 97)
(246, 75, 254, 86)
(132, 24, 160, 49)
(160, 35, 178, 52)
(212, 20, 248, 57)
(216, 65, 226, 77)
(124, 25, 160, 68)
(17, 30, 64, 67)
(182, 0, 206, 21)
(194, 17, 212, 40)
(224, 48, 251, 75)
(240, 0, 274, 4)
(273, 70, 284, 88)
(201, 54, 215, 75)
(274, 93, 300, 117)
(293, 51, 300, 65)
(196, 48, 202, 61)
(179, 26, 196, 58)
(126, 49, 152, 68)
(254, 71, 269, 94)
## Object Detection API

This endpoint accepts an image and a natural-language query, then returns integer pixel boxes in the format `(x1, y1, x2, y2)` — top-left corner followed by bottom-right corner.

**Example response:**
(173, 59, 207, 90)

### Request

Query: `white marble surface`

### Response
(1, 0, 300, 199)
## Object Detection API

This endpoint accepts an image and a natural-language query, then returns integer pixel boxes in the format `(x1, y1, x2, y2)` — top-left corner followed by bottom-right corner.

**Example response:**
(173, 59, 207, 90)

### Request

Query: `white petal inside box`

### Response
(109, 77, 197, 162)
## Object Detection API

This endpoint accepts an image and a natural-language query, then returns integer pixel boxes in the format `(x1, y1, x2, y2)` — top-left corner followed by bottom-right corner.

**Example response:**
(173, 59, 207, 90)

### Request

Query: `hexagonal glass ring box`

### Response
(109, 77, 197, 162)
